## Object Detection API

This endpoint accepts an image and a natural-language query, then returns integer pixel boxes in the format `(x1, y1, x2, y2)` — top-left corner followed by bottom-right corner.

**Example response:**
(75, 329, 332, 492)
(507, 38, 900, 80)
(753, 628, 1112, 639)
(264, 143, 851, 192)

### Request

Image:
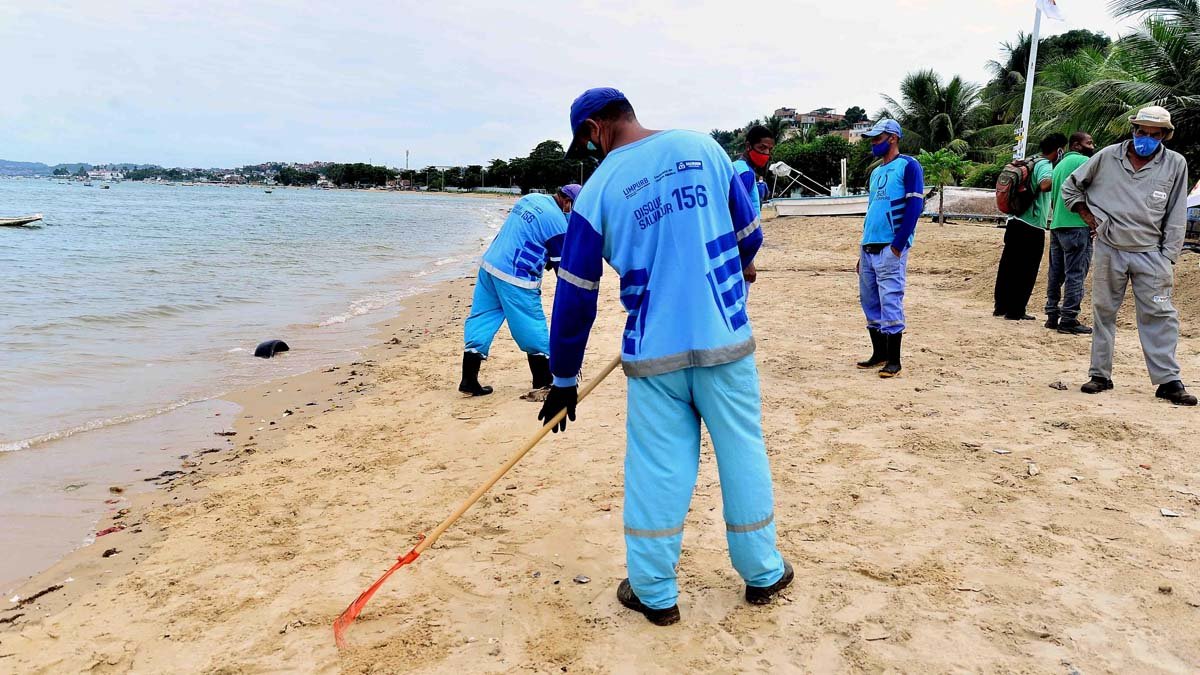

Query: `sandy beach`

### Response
(2, 214, 1197, 673)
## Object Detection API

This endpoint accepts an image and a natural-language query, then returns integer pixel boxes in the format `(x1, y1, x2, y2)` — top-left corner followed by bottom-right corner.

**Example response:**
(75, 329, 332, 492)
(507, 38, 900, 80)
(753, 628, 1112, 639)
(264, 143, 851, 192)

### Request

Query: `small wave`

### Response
(317, 286, 427, 327)
(227, 347, 246, 353)
(15, 302, 219, 333)
(0, 396, 214, 454)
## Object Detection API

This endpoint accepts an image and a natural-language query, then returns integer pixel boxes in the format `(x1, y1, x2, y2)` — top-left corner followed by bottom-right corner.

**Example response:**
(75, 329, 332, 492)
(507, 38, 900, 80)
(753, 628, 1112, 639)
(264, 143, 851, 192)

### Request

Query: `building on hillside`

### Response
(799, 108, 845, 130)
(773, 107, 798, 124)
(830, 120, 874, 143)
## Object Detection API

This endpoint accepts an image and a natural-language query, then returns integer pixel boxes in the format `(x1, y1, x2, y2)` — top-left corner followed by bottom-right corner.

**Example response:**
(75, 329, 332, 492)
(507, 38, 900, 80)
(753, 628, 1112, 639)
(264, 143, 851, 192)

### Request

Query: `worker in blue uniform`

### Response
(538, 88, 792, 625)
(459, 184, 580, 396)
(855, 119, 924, 378)
(731, 124, 775, 284)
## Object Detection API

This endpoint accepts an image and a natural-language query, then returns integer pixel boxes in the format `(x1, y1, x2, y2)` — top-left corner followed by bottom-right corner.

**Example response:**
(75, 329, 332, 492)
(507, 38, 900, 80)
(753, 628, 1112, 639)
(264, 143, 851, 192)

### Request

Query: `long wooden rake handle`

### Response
(333, 354, 623, 648)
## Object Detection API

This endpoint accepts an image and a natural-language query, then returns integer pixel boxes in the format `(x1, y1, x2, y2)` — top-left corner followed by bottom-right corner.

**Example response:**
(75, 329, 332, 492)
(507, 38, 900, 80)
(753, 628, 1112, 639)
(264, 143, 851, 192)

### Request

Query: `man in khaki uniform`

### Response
(1061, 106, 1195, 406)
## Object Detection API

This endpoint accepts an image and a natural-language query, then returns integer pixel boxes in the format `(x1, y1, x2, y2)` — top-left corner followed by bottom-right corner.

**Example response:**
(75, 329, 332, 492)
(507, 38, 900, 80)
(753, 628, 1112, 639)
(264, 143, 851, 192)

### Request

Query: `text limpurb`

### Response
(623, 177, 650, 199)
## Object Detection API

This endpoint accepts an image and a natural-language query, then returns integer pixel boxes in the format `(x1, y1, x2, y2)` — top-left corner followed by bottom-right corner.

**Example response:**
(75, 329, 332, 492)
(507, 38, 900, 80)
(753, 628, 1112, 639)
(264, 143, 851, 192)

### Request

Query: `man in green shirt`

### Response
(1044, 131, 1096, 334)
(993, 133, 1068, 320)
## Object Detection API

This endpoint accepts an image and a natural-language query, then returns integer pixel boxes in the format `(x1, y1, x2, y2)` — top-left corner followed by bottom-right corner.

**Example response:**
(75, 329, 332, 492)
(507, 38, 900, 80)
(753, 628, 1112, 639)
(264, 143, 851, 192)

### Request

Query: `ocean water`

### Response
(0, 179, 506, 591)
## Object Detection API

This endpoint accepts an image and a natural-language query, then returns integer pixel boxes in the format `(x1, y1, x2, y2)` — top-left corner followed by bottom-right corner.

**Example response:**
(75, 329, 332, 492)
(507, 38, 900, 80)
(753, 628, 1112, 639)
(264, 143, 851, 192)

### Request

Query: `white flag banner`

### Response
(1038, 0, 1066, 21)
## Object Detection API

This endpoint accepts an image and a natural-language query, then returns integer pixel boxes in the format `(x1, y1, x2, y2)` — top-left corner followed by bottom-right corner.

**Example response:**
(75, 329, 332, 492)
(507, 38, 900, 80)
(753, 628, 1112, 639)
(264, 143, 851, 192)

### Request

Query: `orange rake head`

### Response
(333, 538, 423, 649)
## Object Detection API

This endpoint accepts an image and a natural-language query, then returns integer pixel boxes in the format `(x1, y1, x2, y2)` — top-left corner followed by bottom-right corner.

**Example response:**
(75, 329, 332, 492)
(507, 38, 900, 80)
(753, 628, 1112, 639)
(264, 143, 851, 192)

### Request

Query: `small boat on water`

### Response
(264, 189, 273, 193)
(101, 184, 110, 189)
(0, 213, 44, 227)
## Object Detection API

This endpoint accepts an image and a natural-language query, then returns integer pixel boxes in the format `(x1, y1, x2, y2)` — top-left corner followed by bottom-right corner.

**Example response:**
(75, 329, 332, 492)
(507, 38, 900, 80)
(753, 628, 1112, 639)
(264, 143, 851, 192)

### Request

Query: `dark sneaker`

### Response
(1044, 316, 1059, 330)
(745, 560, 794, 605)
(1156, 381, 1198, 406)
(1005, 314, 1036, 321)
(617, 579, 680, 626)
(1057, 320, 1093, 335)
(993, 309, 1005, 317)
(1080, 377, 1114, 394)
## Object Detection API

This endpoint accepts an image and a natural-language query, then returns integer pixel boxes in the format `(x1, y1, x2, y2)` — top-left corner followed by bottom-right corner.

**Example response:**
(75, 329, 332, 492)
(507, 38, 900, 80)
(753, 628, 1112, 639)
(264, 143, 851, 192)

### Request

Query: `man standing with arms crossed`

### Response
(855, 119, 924, 378)
(1062, 106, 1195, 405)
(1044, 131, 1096, 334)
(538, 87, 792, 625)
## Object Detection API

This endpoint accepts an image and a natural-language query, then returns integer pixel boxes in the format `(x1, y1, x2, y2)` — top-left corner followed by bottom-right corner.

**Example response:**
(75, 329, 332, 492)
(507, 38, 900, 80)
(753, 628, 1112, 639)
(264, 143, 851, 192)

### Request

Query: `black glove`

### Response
(537, 385, 577, 433)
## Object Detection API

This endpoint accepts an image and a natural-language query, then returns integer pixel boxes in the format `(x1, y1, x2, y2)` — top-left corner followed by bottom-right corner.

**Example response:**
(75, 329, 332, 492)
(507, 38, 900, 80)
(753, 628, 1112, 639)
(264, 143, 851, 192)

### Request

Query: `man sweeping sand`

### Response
(539, 87, 792, 625)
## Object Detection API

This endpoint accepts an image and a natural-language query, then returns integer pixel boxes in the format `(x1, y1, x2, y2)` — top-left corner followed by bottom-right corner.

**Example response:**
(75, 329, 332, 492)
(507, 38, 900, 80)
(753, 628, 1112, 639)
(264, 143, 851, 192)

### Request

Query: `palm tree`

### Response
(982, 33, 1034, 125)
(758, 116, 788, 142)
(1041, 1, 1200, 163)
(880, 70, 985, 153)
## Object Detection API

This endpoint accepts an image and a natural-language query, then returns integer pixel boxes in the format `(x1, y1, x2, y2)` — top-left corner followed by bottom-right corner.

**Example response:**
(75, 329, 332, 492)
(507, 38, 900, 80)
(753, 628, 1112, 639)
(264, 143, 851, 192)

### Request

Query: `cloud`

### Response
(0, 0, 1134, 167)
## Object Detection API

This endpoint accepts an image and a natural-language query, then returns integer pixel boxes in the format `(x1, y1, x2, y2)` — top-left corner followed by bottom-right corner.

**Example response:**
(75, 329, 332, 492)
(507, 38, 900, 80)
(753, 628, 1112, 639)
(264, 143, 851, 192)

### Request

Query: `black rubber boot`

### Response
(1156, 381, 1198, 406)
(856, 329, 887, 369)
(1080, 376, 1113, 394)
(457, 352, 493, 396)
(1044, 315, 1059, 330)
(617, 579, 680, 626)
(528, 354, 552, 389)
(746, 560, 794, 605)
(879, 332, 902, 378)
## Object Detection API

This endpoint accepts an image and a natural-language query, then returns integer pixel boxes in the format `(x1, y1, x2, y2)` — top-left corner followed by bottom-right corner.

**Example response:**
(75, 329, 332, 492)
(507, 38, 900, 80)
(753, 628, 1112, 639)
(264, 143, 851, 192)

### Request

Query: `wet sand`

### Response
(2, 216, 1197, 673)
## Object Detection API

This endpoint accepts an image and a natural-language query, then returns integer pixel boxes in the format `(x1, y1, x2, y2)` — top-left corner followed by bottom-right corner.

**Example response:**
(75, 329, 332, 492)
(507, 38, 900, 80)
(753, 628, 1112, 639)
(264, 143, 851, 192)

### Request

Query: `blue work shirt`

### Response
(732, 158, 761, 218)
(480, 193, 568, 289)
(549, 130, 763, 385)
(861, 155, 925, 250)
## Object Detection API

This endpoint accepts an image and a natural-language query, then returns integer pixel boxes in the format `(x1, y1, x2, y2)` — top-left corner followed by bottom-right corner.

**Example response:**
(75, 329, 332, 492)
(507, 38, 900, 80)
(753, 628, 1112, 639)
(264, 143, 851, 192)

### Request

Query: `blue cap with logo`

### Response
(861, 119, 903, 139)
(566, 87, 628, 159)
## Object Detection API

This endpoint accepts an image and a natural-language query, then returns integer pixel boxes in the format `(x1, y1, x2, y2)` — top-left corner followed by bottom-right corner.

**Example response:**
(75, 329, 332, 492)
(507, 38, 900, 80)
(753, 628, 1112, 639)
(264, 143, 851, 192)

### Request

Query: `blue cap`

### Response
(559, 183, 582, 201)
(566, 87, 627, 158)
(862, 119, 902, 139)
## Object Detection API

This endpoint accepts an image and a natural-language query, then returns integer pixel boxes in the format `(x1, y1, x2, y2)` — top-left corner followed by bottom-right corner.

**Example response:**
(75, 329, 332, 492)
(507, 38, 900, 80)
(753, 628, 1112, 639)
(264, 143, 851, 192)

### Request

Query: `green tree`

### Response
(844, 106, 869, 125)
(277, 166, 318, 186)
(981, 29, 1112, 126)
(772, 134, 853, 193)
(917, 149, 969, 224)
(710, 128, 738, 151)
(881, 70, 985, 153)
(759, 116, 788, 142)
(73, 166, 89, 177)
(52, 167, 69, 176)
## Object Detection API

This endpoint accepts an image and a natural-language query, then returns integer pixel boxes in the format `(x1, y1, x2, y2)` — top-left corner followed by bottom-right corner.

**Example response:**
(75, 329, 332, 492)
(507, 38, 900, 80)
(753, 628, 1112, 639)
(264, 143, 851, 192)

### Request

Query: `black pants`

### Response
(993, 219, 1046, 318)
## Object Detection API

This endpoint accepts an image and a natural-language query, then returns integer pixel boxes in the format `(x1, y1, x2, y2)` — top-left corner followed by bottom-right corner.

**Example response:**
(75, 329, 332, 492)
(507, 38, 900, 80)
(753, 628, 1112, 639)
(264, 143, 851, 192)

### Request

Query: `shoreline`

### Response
(0, 272, 477, 630)
(2, 215, 1197, 672)
(0, 190, 516, 598)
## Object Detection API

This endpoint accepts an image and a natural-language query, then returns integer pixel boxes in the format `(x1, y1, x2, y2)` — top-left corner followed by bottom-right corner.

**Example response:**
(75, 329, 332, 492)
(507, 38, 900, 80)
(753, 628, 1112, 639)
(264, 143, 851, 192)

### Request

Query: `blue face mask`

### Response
(870, 139, 891, 158)
(1132, 135, 1161, 157)
(585, 140, 605, 161)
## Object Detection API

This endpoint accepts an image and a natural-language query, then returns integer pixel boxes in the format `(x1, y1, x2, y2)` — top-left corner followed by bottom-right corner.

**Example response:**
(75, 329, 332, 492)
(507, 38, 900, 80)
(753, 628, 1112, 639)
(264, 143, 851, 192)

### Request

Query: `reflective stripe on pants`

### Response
(463, 268, 549, 357)
(624, 354, 785, 610)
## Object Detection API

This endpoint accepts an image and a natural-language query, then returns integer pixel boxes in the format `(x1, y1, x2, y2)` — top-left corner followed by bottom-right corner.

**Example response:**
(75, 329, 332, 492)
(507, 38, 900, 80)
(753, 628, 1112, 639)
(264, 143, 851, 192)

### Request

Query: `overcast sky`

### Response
(1, 0, 1136, 168)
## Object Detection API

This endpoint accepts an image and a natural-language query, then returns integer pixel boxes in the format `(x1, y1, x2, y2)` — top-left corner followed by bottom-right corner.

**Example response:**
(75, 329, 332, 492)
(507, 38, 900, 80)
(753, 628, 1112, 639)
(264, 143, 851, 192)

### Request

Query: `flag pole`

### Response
(1015, 5, 1043, 160)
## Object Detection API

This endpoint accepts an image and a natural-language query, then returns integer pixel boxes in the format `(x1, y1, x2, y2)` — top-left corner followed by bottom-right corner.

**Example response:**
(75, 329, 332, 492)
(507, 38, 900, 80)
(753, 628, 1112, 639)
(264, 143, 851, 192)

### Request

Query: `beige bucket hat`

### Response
(1129, 105, 1174, 130)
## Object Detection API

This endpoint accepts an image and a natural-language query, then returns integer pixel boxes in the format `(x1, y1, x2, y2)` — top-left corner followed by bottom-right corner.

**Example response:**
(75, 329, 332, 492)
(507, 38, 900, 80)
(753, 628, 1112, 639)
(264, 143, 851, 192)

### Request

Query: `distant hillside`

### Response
(50, 163, 93, 174)
(0, 161, 148, 176)
(0, 159, 53, 176)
